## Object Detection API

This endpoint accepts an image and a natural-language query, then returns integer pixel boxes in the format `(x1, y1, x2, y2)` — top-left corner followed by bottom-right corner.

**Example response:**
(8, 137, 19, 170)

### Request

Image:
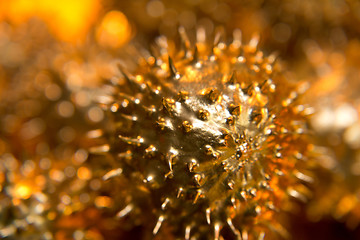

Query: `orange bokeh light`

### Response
(13, 183, 33, 199)
(96, 10, 132, 48)
(0, 0, 101, 42)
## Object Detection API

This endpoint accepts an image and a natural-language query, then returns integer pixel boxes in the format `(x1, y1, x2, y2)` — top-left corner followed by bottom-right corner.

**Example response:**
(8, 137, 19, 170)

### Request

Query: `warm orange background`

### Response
(0, 0, 101, 42)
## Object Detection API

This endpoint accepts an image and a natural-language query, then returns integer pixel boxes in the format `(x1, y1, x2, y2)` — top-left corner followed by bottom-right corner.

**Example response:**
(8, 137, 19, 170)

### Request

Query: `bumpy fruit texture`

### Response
(93, 28, 315, 239)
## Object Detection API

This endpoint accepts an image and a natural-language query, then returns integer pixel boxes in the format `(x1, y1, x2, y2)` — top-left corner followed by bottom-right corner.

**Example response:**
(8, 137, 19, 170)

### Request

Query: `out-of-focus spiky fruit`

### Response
(91, 28, 315, 239)
(0, 64, 102, 239)
(299, 40, 360, 232)
(0, 21, 114, 239)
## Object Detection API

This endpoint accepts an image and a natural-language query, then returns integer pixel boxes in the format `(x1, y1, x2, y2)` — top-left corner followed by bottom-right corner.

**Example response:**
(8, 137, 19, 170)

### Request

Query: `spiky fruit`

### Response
(92, 28, 314, 239)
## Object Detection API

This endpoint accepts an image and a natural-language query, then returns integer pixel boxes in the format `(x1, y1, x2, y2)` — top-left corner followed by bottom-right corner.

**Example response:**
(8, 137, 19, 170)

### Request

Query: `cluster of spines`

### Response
(89, 27, 315, 240)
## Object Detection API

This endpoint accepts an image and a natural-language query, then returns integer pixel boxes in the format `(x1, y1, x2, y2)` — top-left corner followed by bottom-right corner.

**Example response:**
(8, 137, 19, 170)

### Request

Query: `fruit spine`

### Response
(91, 27, 314, 239)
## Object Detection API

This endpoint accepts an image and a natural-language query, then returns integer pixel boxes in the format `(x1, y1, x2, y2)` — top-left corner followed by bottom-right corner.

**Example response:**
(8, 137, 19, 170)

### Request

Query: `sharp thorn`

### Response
(228, 180, 235, 189)
(294, 171, 314, 183)
(196, 26, 206, 43)
(185, 225, 191, 240)
(188, 159, 199, 172)
(179, 26, 191, 49)
(118, 92, 142, 105)
(231, 196, 237, 209)
(232, 29, 242, 47)
(116, 204, 134, 218)
(214, 222, 221, 240)
(206, 207, 211, 224)
(194, 174, 203, 186)
(165, 171, 174, 179)
(192, 45, 199, 64)
(214, 28, 223, 46)
(287, 188, 307, 203)
(119, 113, 138, 122)
(161, 198, 170, 210)
(89, 144, 110, 154)
(103, 168, 123, 181)
(242, 83, 253, 96)
(193, 190, 202, 204)
(177, 187, 183, 198)
(168, 56, 180, 80)
(227, 218, 241, 240)
(240, 190, 247, 201)
(268, 52, 278, 64)
(87, 129, 104, 139)
(118, 135, 144, 146)
(153, 215, 165, 235)
(227, 71, 236, 85)
(118, 66, 137, 91)
(248, 33, 260, 51)
(118, 151, 132, 159)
